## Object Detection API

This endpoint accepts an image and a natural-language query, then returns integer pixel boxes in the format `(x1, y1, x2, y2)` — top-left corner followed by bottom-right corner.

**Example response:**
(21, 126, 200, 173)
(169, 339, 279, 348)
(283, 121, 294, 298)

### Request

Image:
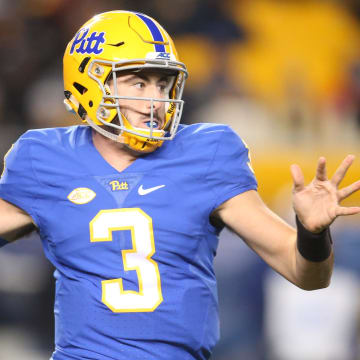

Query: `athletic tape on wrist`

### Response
(296, 216, 332, 262)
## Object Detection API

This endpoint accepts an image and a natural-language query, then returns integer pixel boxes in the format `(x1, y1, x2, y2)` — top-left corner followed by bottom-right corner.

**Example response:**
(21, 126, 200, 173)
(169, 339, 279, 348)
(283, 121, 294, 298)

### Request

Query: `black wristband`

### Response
(0, 237, 9, 248)
(296, 216, 332, 262)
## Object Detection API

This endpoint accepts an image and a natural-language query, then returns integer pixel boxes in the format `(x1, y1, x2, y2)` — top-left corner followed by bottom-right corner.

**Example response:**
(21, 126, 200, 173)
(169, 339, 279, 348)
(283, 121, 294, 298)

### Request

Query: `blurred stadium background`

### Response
(1, 0, 360, 359)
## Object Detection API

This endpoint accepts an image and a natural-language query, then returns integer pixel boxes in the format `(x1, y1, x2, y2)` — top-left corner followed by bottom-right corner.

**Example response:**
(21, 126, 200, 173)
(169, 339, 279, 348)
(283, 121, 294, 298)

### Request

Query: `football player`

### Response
(0, 10, 359, 360)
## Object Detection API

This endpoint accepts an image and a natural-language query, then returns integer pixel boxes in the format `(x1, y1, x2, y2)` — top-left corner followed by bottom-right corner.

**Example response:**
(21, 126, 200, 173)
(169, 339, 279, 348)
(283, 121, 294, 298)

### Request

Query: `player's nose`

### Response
(144, 85, 163, 111)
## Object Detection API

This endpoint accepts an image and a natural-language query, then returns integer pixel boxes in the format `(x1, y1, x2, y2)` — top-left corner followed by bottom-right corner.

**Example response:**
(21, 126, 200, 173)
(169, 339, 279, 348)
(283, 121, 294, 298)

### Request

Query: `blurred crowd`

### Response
(2, 0, 360, 359)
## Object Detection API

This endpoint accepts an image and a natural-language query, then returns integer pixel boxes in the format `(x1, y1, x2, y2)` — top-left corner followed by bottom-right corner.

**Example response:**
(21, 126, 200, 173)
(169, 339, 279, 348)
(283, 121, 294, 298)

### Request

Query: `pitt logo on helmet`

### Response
(70, 28, 106, 55)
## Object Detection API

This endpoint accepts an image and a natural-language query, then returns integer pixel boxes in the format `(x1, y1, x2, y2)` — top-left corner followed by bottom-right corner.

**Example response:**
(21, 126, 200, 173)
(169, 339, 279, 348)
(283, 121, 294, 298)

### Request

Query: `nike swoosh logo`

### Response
(138, 184, 165, 196)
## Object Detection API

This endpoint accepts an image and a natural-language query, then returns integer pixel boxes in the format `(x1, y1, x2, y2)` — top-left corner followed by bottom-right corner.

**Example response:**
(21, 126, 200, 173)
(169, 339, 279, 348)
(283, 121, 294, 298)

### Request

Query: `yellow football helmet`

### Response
(63, 11, 188, 153)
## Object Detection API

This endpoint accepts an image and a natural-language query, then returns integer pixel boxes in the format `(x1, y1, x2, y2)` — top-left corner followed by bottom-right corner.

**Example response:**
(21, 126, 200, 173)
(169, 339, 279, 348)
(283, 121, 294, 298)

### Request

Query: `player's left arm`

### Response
(213, 155, 360, 291)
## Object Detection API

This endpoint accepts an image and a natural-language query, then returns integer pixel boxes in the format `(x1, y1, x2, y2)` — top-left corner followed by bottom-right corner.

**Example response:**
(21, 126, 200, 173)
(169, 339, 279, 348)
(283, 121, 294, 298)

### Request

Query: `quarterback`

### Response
(0, 11, 360, 360)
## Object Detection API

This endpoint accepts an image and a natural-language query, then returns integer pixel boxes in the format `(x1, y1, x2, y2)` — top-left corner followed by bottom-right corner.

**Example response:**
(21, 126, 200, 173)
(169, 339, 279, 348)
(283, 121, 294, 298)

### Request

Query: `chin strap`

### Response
(85, 116, 164, 153)
(64, 94, 167, 153)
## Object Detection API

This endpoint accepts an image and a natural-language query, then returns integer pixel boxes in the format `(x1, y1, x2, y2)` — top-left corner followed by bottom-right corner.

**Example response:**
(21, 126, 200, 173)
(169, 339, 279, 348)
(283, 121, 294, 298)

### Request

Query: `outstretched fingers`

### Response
(331, 155, 355, 187)
(338, 180, 360, 202)
(336, 206, 360, 217)
(315, 157, 327, 181)
(290, 164, 305, 192)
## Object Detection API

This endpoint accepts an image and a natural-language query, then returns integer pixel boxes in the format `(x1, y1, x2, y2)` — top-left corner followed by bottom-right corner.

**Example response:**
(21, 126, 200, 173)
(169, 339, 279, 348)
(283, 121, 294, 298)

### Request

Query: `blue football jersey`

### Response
(0, 123, 257, 360)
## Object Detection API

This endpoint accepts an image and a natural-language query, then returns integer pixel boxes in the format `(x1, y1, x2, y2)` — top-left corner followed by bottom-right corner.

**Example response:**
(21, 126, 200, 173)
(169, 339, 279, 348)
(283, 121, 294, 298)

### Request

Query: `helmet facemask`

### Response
(83, 59, 187, 153)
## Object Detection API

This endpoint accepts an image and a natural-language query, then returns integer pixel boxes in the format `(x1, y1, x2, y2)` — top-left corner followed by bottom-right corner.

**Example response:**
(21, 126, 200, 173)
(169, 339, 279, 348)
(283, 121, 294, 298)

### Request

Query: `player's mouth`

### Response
(144, 118, 162, 129)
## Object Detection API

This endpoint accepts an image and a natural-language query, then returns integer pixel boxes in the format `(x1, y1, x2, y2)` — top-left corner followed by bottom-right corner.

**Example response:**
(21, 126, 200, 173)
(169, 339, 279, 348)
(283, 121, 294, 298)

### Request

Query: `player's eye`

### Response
(134, 82, 145, 89)
(158, 84, 166, 92)
(158, 81, 170, 93)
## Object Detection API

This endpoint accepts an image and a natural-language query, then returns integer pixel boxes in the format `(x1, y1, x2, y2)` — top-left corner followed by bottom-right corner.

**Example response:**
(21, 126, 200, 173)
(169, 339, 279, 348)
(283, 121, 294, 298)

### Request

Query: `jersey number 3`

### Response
(90, 208, 163, 312)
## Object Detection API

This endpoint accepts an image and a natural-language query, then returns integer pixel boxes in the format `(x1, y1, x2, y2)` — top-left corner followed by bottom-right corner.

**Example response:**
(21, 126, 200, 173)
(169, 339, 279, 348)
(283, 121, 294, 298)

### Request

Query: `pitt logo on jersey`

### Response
(109, 180, 129, 191)
(68, 188, 96, 205)
(70, 28, 106, 55)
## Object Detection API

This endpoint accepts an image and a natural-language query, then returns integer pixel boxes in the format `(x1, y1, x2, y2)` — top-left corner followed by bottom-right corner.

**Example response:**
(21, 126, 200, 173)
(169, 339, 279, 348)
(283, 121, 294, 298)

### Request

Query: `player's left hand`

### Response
(290, 155, 360, 233)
